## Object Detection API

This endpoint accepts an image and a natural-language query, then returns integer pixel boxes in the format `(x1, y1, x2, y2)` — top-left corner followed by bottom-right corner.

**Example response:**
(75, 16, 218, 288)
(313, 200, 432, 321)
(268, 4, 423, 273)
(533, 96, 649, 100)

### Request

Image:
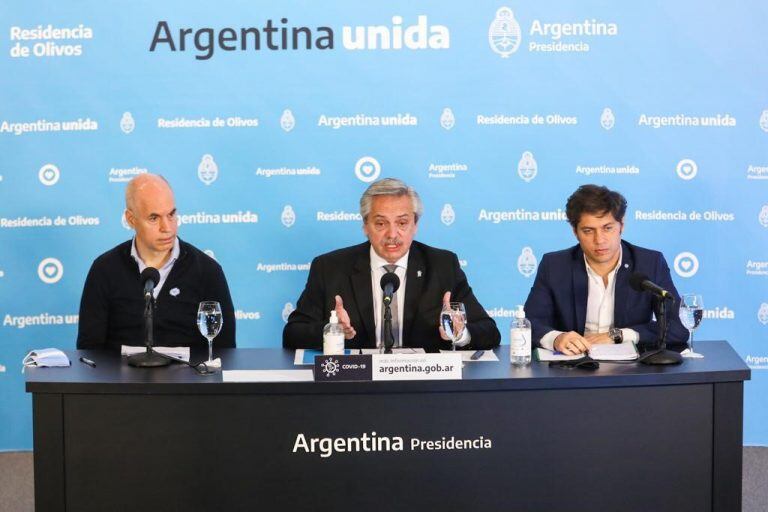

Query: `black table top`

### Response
(25, 341, 750, 395)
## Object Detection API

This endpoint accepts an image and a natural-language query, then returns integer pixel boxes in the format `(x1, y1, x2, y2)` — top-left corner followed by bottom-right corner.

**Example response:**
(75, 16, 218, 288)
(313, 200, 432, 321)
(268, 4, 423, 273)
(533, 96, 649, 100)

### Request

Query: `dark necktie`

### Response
(381, 264, 400, 348)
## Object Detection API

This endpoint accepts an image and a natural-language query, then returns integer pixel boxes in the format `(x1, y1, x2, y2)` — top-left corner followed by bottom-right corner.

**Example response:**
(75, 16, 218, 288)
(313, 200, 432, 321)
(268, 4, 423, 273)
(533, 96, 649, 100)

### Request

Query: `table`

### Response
(26, 341, 750, 512)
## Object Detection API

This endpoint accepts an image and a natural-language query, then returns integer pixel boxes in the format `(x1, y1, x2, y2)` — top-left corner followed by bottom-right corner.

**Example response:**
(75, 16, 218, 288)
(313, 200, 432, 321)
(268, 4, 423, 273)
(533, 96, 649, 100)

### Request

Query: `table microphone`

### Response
(630, 273, 682, 365)
(380, 271, 400, 305)
(629, 272, 673, 300)
(128, 267, 169, 368)
(380, 271, 400, 354)
(141, 267, 161, 299)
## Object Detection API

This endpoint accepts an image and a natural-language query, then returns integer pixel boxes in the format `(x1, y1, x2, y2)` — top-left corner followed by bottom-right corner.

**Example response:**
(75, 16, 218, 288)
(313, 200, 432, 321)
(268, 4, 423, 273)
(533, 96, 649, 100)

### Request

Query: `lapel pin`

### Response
(417, 270, 422, 278)
(624, 264, 629, 269)
(169, 287, 180, 297)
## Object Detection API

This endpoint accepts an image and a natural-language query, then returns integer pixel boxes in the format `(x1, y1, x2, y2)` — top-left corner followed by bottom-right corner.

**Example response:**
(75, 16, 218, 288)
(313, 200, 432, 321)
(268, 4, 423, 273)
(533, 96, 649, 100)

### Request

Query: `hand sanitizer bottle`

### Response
(510, 305, 531, 366)
(323, 311, 345, 355)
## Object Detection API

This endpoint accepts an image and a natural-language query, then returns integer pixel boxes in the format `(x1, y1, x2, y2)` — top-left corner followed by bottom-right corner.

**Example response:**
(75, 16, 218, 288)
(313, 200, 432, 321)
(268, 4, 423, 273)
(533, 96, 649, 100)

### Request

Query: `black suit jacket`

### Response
(523, 240, 689, 347)
(283, 241, 500, 352)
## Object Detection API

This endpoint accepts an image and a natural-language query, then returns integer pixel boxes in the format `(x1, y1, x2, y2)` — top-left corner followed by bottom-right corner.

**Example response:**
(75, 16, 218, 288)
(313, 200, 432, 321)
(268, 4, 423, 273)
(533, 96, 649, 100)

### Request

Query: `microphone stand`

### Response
(128, 291, 171, 367)
(638, 296, 682, 365)
(382, 301, 395, 354)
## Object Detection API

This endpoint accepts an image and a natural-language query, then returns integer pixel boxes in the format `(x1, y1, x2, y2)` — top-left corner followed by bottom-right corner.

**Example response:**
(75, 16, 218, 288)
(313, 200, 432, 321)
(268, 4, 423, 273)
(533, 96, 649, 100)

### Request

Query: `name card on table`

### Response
(314, 353, 463, 382)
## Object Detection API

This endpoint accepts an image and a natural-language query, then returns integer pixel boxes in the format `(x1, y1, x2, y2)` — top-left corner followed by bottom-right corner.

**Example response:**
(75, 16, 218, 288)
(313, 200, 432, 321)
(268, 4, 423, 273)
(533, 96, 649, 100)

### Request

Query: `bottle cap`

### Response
(329, 310, 339, 324)
(514, 305, 525, 319)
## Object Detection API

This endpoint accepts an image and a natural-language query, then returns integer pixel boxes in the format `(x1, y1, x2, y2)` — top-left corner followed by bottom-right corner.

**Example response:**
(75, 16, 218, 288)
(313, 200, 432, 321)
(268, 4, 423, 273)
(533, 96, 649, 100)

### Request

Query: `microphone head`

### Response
(380, 271, 401, 294)
(629, 272, 648, 292)
(140, 267, 160, 287)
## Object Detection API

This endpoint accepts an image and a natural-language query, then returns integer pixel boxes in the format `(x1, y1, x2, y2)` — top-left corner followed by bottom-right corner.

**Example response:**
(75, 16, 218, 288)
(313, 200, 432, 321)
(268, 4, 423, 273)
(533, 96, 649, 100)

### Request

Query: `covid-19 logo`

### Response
(280, 109, 296, 132)
(676, 159, 698, 180)
(440, 204, 456, 226)
(198, 154, 219, 185)
(38, 164, 60, 186)
(488, 7, 521, 57)
(674, 252, 699, 278)
(354, 156, 381, 183)
(320, 357, 341, 377)
(281, 205, 296, 227)
(517, 247, 537, 277)
(37, 257, 64, 284)
(517, 151, 537, 182)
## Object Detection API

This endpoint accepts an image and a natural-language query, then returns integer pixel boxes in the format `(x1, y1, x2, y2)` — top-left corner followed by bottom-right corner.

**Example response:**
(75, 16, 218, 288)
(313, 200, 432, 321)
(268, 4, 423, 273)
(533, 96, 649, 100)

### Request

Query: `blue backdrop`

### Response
(1, 1, 767, 449)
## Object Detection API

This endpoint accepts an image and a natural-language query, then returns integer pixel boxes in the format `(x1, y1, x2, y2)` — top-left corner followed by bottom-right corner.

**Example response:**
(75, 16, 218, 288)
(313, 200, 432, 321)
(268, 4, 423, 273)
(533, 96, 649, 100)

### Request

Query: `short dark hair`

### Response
(565, 184, 627, 229)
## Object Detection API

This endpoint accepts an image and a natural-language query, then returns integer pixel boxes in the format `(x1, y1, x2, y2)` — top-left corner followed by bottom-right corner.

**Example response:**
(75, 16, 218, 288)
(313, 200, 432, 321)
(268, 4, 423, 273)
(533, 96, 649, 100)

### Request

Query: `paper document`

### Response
(223, 370, 314, 382)
(536, 343, 638, 362)
(121, 345, 190, 362)
(588, 343, 639, 360)
(680, 348, 704, 359)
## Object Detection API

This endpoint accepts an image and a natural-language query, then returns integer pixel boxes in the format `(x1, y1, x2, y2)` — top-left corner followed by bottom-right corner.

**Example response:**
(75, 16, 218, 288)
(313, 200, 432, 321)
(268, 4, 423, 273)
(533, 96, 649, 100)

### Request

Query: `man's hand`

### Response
(334, 295, 356, 340)
(554, 331, 591, 355)
(584, 332, 613, 345)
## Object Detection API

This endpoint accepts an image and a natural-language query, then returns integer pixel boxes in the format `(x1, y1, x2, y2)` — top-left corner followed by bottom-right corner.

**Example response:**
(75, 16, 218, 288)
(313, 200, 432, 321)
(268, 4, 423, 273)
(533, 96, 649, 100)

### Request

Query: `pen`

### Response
(470, 350, 484, 360)
(79, 357, 96, 368)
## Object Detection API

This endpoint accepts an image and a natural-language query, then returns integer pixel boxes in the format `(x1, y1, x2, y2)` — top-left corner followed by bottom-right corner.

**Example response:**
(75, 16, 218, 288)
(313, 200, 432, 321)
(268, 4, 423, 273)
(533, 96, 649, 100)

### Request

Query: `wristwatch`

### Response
(609, 327, 623, 344)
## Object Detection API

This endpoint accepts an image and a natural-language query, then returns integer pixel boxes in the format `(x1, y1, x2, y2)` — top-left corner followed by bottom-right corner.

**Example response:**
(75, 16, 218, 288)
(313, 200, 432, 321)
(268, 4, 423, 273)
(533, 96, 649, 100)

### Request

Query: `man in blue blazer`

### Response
(524, 185, 689, 355)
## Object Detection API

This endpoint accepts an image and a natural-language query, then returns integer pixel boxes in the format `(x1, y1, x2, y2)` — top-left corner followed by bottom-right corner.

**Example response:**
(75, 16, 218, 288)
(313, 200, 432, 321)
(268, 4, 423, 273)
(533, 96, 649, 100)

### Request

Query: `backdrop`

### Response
(1, 1, 767, 449)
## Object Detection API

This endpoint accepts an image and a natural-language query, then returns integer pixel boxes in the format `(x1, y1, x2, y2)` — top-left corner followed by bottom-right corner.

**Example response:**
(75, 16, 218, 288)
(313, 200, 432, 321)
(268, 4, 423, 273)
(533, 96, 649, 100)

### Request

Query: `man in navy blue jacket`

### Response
(524, 185, 689, 355)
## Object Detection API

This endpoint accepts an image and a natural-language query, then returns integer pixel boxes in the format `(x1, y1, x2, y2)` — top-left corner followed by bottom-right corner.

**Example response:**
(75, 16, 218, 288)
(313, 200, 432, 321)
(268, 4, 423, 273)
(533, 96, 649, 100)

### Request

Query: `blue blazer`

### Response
(523, 240, 689, 347)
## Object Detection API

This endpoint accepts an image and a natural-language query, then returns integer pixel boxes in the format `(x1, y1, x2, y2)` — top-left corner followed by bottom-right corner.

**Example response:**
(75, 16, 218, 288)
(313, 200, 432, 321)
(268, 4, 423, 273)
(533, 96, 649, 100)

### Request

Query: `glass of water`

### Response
(197, 301, 223, 368)
(679, 294, 704, 357)
(440, 302, 467, 351)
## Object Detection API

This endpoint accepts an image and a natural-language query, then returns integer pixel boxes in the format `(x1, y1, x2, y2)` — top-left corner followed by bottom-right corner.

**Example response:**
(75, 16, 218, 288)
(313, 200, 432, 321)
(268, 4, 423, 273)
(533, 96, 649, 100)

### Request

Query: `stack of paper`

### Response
(588, 343, 639, 361)
(536, 343, 638, 362)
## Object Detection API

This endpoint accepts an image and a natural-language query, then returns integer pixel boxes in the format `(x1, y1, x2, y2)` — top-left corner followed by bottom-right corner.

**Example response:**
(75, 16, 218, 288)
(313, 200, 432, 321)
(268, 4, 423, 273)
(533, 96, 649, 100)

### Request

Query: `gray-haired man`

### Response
(283, 178, 500, 352)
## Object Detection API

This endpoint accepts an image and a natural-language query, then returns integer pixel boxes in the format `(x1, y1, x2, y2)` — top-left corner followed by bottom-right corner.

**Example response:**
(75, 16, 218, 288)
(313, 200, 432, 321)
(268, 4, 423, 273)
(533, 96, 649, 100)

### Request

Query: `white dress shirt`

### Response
(370, 246, 408, 347)
(130, 237, 180, 298)
(540, 248, 639, 350)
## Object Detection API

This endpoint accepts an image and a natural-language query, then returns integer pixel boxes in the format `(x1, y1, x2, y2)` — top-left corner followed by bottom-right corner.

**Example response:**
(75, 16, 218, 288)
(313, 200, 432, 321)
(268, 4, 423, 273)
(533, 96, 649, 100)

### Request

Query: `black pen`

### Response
(470, 350, 485, 360)
(79, 357, 96, 368)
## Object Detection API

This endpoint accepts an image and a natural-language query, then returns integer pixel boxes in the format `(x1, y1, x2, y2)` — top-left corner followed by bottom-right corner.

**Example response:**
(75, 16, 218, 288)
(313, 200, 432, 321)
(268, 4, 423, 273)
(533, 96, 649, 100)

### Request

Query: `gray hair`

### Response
(359, 178, 424, 222)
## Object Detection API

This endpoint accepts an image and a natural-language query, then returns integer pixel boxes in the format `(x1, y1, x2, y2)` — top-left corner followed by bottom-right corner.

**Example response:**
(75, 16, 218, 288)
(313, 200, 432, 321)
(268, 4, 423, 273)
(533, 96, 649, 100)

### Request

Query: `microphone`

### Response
(631, 271, 683, 366)
(380, 271, 400, 305)
(629, 272, 673, 301)
(140, 267, 160, 300)
(127, 266, 170, 368)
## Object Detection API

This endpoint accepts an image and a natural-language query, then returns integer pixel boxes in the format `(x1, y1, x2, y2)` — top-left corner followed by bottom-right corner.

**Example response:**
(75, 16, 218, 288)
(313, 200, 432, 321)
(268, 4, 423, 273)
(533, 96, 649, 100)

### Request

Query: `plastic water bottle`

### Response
(323, 310, 345, 355)
(510, 305, 531, 366)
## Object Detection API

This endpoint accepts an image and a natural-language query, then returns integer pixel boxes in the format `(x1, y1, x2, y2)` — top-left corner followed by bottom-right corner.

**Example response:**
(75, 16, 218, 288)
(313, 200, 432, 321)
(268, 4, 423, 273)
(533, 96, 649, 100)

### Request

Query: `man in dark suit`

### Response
(283, 178, 500, 352)
(524, 184, 688, 355)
